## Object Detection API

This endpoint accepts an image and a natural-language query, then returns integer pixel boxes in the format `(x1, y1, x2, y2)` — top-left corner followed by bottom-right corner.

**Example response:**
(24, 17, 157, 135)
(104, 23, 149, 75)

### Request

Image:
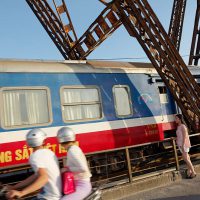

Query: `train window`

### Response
(158, 86, 168, 103)
(61, 86, 102, 122)
(113, 85, 133, 117)
(1, 87, 52, 129)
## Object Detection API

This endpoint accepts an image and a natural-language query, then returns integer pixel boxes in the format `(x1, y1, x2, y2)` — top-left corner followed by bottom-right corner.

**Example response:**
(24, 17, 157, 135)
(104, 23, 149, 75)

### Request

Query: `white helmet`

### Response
(57, 127, 75, 143)
(26, 129, 47, 147)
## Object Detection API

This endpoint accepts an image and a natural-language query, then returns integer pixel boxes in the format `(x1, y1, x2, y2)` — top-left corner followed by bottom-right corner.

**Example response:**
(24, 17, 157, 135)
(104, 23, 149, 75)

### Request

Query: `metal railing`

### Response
(1, 133, 200, 198)
(84, 138, 178, 187)
(83, 134, 200, 187)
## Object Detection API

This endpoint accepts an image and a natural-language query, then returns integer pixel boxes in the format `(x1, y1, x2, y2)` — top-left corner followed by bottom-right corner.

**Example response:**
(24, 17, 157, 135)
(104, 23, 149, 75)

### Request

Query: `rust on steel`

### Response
(68, 3, 122, 59)
(189, 0, 200, 65)
(98, 0, 113, 5)
(112, 0, 200, 131)
(168, 0, 187, 51)
(52, 0, 78, 42)
(26, 0, 79, 60)
(26, 0, 200, 130)
(26, 0, 121, 60)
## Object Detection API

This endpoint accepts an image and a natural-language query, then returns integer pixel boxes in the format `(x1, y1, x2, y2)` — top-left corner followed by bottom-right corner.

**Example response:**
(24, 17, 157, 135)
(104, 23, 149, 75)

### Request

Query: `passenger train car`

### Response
(1, 59, 200, 168)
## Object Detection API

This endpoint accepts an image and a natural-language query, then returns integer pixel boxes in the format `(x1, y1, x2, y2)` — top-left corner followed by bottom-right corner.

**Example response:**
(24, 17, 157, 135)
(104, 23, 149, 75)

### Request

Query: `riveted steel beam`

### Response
(114, 0, 200, 131)
(189, 0, 200, 65)
(168, 0, 187, 51)
(26, 0, 79, 59)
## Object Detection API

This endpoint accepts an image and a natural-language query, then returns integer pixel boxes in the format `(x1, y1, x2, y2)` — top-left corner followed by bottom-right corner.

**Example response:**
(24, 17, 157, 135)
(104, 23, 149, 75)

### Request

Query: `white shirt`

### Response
(67, 145, 92, 181)
(176, 124, 191, 148)
(29, 149, 62, 200)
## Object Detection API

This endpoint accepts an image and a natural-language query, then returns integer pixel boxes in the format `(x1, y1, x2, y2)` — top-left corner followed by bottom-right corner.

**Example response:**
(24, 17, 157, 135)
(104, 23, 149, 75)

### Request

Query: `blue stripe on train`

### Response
(0, 72, 176, 131)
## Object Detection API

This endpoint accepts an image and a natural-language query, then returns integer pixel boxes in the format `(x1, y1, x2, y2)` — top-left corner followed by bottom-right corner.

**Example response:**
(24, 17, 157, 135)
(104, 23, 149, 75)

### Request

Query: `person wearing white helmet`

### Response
(57, 127, 92, 200)
(7, 128, 62, 200)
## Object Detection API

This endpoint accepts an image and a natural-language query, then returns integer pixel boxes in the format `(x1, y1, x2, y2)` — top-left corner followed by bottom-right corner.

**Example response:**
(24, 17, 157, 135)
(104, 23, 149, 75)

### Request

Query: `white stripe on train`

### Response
(0, 114, 175, 144)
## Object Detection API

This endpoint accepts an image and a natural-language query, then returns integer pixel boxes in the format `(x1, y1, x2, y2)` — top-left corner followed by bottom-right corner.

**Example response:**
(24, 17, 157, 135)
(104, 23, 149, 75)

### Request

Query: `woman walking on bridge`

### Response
(57, 127, 92, 200)
(175, 114, 197, 179)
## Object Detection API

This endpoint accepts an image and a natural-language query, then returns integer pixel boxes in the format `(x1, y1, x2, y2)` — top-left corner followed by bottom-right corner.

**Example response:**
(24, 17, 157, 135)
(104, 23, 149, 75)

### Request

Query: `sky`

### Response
(0, 1, 197, 64)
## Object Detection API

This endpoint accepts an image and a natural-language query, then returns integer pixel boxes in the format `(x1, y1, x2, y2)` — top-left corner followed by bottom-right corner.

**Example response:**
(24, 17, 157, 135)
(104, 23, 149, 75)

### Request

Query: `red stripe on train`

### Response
(0, 122, 175, 168)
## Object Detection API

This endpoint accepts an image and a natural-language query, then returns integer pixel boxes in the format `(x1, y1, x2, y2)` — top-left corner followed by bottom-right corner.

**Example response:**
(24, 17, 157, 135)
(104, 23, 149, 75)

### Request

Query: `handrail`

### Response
(1, 133, 200, 189)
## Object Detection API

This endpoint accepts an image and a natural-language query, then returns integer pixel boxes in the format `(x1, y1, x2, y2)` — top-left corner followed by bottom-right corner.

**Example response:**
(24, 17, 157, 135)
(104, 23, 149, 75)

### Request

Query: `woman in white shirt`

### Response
(57, 127, 92, 200)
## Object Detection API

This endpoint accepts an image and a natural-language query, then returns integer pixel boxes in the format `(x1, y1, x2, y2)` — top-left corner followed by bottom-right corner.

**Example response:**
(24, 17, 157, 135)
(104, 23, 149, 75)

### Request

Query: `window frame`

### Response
(112, 85, 133, 118)
(158, 86, 169, 104)
(0, 86, 53, 130)
(60, 85, 103, 123)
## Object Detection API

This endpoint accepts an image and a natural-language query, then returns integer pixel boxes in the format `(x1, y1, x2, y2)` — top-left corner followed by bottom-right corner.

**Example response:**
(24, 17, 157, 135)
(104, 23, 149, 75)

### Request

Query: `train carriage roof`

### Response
(0, 59, 157, 74)
(0, 59, 199, 75)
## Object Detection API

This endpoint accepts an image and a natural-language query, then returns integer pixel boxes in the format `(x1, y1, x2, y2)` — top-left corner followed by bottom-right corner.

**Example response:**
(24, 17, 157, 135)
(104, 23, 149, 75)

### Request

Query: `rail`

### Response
(1, 133, 200, 199)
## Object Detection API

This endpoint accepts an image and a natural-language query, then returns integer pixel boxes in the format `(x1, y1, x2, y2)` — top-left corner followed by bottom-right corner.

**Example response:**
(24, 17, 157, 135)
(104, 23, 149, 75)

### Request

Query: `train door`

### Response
(155, 81, 177, 143)
(157, 83, 169, 120)
(154, 80, 176, 116)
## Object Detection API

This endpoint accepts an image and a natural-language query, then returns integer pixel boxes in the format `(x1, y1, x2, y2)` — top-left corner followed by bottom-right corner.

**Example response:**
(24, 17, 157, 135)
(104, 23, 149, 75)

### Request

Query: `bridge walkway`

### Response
(123, 172, 200, 200)
(102, 161, 200, 200)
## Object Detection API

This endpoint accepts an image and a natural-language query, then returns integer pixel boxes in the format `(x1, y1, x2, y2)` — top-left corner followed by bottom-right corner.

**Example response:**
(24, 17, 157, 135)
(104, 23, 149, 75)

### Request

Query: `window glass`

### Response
(62, 87, 102, 121)
(2, 88, 50, 128)
(158, 86, 168, 103)
(113, 86, 132, 117)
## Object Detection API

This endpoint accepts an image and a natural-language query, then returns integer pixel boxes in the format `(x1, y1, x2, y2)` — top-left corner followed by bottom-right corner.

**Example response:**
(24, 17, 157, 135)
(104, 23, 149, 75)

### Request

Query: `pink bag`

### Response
(62, 171, 76, 194)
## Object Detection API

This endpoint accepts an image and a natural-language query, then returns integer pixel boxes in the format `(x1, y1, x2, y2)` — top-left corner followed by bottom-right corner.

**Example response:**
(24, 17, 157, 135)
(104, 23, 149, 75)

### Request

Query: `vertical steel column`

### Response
(125, 147, 133, 183)
(172, 138, 180, 171)
(189, 0, 200, 65)
(168, 0, 187, 51)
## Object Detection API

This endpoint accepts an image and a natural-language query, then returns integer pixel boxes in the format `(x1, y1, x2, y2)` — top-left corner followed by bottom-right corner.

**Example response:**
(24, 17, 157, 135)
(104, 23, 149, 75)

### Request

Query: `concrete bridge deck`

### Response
(124, 173, 200, 200)
(102, 162, 200, 200)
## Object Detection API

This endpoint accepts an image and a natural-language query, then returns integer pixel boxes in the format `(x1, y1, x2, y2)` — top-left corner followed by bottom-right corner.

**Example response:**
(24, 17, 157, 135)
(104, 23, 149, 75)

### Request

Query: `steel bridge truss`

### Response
(168, 0, 187, 51)
(189, 0, 200, 65)
(113, 0, 200, 131)
(26, 0, 79, 59)
(26, 0, 123, 60)
(27, 0, 200, 131)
